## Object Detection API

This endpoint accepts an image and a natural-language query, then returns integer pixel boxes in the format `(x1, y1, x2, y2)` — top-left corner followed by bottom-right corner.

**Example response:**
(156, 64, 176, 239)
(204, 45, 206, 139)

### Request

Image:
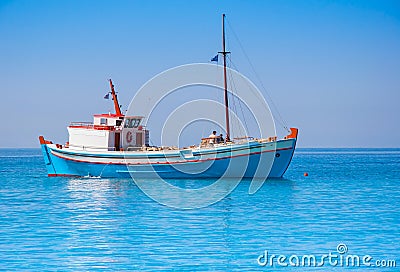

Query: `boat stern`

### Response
(268, 128, 298, 178)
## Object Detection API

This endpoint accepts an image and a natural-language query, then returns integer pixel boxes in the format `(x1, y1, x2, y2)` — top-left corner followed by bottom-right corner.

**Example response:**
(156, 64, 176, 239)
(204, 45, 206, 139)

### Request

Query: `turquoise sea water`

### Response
(0, 148, 399, 271)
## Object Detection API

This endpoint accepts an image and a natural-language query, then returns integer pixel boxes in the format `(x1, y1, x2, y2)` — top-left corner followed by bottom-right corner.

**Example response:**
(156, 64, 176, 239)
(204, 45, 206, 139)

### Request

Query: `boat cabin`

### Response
(67, 114, 149, 151)
(64, 80, 150, 152)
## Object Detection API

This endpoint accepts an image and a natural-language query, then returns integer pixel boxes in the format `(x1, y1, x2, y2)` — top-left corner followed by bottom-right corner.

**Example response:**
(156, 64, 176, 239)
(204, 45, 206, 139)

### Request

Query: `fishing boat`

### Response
(39, 15, 298, 179)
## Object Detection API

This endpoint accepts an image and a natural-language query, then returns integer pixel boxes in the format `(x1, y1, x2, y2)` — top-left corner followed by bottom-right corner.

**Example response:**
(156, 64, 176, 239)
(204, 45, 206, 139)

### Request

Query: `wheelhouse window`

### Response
(133, 119, 141, 128)
(124, 119, 132, 128)
(124, 118, 142, 128)
(100, 118, 107, 125)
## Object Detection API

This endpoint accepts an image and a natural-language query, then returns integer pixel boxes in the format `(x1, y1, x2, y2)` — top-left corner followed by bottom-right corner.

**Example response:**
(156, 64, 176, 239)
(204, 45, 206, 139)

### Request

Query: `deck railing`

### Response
(69, 122, 117, 131)
(69, 122, 94, 128)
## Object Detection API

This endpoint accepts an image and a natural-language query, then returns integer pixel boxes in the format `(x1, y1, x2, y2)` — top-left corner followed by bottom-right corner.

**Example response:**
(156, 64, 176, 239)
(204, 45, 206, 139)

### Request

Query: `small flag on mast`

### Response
(211, 55, 218, 62)
(104, 93, 110, 99)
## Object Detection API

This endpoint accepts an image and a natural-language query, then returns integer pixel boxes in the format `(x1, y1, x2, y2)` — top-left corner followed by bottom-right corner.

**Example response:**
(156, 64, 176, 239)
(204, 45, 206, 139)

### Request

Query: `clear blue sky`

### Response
(1, 0, 399, 148)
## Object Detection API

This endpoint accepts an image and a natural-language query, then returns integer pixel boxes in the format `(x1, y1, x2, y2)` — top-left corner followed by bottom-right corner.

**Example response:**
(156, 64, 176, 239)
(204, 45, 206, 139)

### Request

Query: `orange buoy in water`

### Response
(304, 172, 309, 177)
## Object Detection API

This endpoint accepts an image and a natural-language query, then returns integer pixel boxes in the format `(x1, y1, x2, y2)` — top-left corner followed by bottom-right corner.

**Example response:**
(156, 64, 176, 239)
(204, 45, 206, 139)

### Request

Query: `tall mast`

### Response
(108, 79, 123, 116)
(220, 14, 231, 141)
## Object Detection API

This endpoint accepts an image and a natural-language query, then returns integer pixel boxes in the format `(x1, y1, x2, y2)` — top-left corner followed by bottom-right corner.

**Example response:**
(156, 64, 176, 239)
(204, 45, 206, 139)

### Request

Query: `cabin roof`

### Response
(93, 114, 144, 119)
(93, 113, 123, 118)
